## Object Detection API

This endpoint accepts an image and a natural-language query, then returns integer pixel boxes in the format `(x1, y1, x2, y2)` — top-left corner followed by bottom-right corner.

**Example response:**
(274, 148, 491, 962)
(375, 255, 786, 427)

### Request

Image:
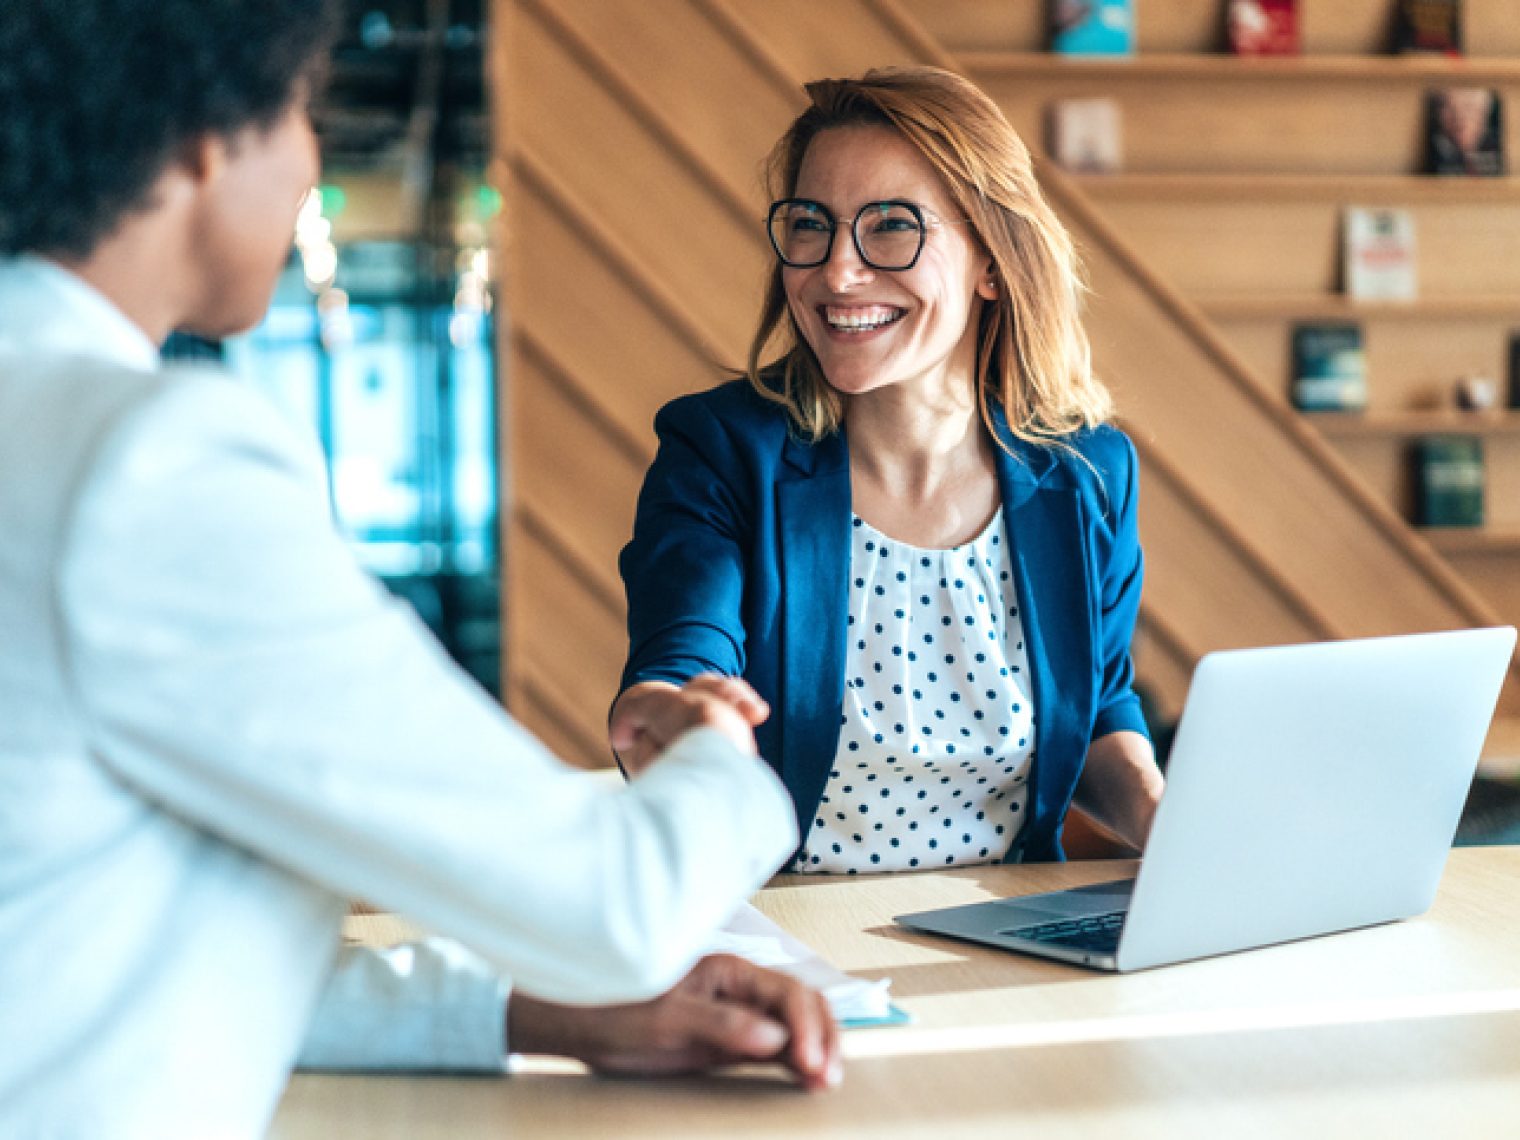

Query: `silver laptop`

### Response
(895, 627, 1516, 972)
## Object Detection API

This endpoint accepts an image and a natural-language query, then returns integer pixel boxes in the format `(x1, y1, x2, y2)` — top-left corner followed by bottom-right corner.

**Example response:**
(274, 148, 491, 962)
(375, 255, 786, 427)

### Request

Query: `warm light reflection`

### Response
(295, 185, 340, 291)
(841, 988, 1520, 1060)
(316, 286, 353, 349)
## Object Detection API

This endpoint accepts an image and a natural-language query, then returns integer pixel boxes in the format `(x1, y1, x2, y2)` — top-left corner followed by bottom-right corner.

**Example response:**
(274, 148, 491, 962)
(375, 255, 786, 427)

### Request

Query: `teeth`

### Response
(824, 305, 903, 331)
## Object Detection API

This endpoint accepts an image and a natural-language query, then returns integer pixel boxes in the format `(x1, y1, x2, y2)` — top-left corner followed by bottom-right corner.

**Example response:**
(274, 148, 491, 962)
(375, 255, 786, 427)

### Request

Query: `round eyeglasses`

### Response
(767, 198, 934, 272)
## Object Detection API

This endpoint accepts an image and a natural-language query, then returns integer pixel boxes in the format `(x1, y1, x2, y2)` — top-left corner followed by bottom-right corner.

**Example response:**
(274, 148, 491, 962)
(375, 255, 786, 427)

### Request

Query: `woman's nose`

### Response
(820, 227, 875, 292)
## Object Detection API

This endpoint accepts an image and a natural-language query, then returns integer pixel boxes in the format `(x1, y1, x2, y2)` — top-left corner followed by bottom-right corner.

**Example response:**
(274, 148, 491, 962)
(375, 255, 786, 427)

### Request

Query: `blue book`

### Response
(1292, 323, 1366, 412)
(1416, 435, 1484, 527)
(1051, 0, 1136, 56)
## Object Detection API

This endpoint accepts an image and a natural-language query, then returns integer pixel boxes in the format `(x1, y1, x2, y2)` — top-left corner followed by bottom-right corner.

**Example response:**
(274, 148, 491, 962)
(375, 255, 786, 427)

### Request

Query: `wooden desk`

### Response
(270, 848, 1520, 1138)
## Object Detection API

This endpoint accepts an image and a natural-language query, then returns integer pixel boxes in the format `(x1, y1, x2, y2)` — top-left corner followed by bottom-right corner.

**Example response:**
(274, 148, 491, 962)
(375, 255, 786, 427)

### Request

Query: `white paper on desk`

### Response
(706, 903, 895, 1025)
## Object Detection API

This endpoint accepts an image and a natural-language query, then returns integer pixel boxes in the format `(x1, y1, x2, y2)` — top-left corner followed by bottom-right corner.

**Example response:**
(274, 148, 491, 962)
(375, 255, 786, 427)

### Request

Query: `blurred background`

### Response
(167, 0, 500, 695)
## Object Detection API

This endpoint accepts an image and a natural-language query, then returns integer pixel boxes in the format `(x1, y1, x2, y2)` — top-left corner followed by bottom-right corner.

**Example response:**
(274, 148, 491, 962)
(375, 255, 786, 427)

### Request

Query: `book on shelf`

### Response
(1425, 87, 1505, 176)
(1292, 323, 1367, 412)
(1342, 207, 1417, 301)
(1047, 98, 1122, 172)
(1395, 0, 1462, 56)
(1049, 0, 1135, 56)
(1508, 332, 1520, 410)
(1226, 0, 1298, 56)
(1415, 434, 1484, 527)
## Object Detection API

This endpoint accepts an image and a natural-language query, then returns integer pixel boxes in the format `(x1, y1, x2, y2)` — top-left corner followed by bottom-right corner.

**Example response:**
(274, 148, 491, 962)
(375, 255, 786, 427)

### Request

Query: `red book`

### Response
(1227, 0, 1298, 56)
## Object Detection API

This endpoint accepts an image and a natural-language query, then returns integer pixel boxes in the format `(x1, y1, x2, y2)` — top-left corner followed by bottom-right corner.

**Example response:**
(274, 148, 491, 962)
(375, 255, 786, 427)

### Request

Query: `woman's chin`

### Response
(821, 369, 885, 399)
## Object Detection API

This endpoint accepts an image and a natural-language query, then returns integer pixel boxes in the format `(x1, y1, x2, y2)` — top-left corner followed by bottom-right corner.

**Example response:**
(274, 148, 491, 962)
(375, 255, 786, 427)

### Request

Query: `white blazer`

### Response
(0, 257, 796, 1139)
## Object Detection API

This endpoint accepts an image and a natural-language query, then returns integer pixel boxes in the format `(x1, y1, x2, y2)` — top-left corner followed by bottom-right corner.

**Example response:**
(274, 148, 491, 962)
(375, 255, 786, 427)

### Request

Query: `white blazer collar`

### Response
(0, 255, 159, 372)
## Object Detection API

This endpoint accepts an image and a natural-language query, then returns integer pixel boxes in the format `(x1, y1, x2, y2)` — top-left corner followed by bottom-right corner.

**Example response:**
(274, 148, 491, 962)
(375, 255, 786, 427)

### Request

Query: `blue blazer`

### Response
(619, 380, 1149, 862)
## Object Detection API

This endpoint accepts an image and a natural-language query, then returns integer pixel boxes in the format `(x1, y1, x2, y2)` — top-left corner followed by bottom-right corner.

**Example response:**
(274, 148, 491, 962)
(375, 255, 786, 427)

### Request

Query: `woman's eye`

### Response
(790, 215, 830, 234)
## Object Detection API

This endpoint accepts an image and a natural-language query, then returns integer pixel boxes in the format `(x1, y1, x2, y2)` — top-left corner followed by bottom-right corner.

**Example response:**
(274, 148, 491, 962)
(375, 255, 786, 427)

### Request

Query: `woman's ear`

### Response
(976, 262, 999, 301)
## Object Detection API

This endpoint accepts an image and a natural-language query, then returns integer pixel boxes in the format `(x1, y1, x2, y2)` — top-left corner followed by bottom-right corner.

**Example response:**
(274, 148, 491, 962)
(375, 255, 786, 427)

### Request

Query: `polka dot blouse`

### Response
(793, 508, 1036, 874)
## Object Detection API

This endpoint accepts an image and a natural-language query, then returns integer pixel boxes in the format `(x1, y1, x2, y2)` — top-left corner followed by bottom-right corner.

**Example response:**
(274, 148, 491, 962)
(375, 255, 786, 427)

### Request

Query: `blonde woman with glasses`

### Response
(612, 66, 1163, 873)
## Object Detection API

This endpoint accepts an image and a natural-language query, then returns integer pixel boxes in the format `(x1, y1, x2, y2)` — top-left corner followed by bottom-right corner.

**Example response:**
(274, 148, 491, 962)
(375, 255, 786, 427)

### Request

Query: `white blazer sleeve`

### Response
(297, 941, 509, 1072)
(55, 373, 798, 1006)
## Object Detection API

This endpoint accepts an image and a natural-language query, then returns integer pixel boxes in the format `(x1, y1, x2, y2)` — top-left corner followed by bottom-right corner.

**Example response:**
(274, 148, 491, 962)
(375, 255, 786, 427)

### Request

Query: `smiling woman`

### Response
(611, 66, 1165, 874)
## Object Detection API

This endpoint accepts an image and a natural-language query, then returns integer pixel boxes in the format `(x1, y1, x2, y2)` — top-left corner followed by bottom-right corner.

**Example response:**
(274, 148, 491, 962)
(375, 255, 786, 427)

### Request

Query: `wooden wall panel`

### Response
(508, 521, 627, 760)
(715, 0, 924, 85)
(510, 349, 649, 599)
(1137, 461, 1325, 651)
(1319, 436, 1418, 520)
(543, 0, 799, 201)
(509, 6, 767, 353)
(1447, 548, 1520, 624)
(511, 182, 719, 439)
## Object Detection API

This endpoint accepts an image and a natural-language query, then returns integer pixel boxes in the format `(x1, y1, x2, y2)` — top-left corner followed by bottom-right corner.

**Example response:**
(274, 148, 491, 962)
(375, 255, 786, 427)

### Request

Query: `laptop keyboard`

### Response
(1003, 910, 1125, 953)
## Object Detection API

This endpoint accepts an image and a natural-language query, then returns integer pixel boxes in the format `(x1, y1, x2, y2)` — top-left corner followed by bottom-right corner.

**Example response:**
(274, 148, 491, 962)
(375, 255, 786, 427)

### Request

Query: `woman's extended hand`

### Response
(609, 676, 771, 776)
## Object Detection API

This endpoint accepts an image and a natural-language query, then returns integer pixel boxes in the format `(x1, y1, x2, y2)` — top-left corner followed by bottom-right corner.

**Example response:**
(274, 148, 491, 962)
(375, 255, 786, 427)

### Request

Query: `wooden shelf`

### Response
(1422, 528, 1520, 554)
(1311, 411, 1520, 438)
(1071, 173, 1520, 202)
(963, 51, 1520, 83)
(1201, 294, 1520, 320)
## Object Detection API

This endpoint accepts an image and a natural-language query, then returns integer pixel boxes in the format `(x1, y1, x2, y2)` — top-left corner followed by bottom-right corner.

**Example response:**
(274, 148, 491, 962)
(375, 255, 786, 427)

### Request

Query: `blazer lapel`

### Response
(994, 438, 1096, 858)
(776, 430, 851, 832)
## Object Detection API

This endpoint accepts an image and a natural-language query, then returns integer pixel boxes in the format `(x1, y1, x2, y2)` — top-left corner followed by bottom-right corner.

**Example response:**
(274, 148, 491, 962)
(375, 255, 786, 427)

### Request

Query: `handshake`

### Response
(530, 674, 839, 1090)
(610, 674, 772, 777)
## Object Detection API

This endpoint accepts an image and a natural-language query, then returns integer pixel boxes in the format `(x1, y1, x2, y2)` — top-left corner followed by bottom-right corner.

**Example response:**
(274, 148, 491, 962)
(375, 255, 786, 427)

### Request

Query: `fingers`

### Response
(609, 682, 680, 775)
(692, 955, 843, 1091)
(669, 996, 790, 1060)
(682, 674, 771, 727)
(609, 677, 765, 772)
(517, 957, 843, 1090)
(608, 681, 677, 752)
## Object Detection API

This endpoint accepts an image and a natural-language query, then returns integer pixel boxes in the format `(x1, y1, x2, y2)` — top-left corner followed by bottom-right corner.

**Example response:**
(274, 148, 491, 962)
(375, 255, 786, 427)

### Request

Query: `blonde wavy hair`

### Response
(746, 66, 1113, 447)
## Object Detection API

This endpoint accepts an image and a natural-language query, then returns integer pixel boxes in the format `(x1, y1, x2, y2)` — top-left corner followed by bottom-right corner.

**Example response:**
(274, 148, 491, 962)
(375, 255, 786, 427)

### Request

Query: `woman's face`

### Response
(781, 125, 994, 404)
(183, 98, 320, 339)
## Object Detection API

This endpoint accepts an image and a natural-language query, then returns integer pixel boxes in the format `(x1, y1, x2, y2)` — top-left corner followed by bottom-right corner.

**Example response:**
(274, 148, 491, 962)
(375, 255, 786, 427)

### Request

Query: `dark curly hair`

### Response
(0, 0, 342, 257)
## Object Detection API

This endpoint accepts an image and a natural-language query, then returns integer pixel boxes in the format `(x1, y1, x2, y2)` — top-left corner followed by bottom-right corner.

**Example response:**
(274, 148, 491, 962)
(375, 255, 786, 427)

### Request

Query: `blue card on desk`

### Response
(839, 1004, 913, 1030)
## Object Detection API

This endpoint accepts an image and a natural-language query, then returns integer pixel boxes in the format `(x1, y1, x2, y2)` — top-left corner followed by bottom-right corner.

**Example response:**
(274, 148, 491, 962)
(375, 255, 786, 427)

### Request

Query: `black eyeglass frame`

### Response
(766, 197, 935, 272)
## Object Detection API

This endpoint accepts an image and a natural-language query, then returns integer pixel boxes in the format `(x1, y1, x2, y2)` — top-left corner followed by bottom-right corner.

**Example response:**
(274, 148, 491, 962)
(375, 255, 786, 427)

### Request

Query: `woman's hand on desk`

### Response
(507, 953, 842, 1090)
(609, 676, 770, 776)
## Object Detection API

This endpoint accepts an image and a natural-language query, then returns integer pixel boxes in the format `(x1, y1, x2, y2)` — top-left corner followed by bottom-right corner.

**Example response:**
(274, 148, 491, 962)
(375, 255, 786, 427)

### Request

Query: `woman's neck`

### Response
(844, 383, 1000, 549)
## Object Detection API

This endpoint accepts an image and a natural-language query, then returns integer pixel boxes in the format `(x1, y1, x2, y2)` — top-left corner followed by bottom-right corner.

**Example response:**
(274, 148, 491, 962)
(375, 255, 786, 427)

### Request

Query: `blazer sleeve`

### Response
(1090, 430, 1151, 743)
(57, 374, 798, 1007)
(297, 940, 508, 1072)
(619, 395, 754, 692)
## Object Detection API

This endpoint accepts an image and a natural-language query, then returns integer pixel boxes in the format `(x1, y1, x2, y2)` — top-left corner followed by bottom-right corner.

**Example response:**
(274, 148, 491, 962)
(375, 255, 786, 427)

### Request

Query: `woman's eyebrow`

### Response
(795, 194, 939, 214)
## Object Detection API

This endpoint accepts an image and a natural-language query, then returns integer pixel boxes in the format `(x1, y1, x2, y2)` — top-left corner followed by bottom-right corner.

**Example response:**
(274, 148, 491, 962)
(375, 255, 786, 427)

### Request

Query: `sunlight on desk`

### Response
(843, 985, 1520, 1060)
(278, 848, 1520, 1139)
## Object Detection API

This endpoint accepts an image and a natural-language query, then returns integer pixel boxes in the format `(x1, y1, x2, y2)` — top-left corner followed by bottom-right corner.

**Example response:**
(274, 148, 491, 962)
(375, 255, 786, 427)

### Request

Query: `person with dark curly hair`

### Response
(0, 3, 838, 1135)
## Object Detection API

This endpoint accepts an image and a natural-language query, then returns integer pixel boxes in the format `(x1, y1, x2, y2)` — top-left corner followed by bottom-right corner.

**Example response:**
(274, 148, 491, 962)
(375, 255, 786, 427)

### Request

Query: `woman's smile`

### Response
(819, 303, 907, 335)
